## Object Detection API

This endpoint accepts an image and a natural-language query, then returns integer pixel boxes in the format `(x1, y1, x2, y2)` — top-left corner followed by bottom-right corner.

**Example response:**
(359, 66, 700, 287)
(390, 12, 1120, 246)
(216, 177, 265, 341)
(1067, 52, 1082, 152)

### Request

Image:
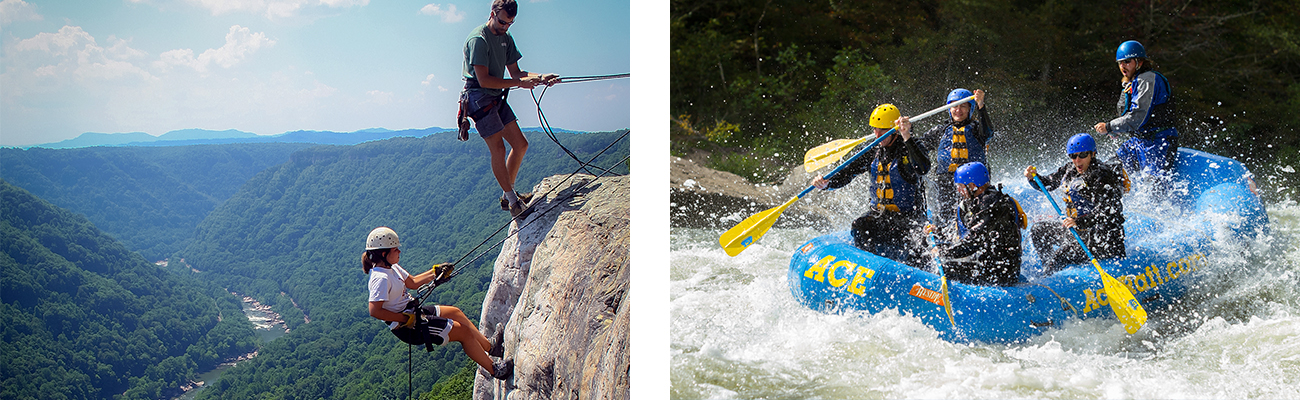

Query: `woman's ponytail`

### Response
(362, 249, 390, 274)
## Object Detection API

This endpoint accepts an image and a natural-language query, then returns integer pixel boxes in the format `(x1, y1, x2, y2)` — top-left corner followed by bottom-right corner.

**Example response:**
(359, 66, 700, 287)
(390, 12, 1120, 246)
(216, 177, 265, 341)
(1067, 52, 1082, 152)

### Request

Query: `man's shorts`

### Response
(465, 90, 517, 139)
(391, 302, 453, 347)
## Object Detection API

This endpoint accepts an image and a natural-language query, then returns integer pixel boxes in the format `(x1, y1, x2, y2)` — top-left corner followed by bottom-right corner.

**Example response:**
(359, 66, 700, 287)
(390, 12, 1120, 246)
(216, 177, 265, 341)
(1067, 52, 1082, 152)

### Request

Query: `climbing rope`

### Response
(401, 75, 629, 399)
(528, 73, 630, 177)
(415, 129, 630, 302)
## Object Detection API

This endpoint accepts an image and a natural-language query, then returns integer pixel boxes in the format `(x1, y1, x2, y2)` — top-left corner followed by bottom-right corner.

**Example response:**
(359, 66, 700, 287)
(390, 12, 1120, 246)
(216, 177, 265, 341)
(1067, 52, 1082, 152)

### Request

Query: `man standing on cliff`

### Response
(459, 0, 557, 218)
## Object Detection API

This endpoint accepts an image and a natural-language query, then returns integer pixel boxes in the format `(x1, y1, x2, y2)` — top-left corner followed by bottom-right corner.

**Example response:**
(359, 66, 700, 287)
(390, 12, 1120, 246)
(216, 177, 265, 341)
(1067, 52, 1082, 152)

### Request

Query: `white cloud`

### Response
(320, 0, 368, 7)
(10, 26, 153, 82)
(301, 81, 337, 98)
(189, 0, 367, 19)
(419, 3, 463, 23)
(0, 0, 41, 25)
(154, 25, 274, 74)
(14, 25, 92, 56)
(366, 89, 393, 105)
(421, 73, 435, 85)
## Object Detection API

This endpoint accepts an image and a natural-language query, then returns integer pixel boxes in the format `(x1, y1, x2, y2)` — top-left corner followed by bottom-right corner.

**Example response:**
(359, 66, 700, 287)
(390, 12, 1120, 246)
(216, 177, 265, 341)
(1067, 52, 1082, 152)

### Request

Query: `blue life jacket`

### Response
(936, 124, 990, 173)
(871, 155, 924, 213)
(1121, 70, 1177, 140)
(1063, 176, 1099, 219)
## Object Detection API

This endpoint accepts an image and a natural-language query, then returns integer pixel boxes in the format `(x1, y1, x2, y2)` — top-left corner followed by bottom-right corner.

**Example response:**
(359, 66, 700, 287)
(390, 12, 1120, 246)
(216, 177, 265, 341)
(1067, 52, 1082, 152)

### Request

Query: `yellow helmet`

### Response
(869, 104, 900, 129)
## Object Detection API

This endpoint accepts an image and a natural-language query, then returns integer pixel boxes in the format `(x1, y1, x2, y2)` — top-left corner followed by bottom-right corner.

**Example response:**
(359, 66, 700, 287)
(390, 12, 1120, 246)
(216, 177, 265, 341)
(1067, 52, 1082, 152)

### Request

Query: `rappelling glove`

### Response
(400, 312, 418, 329)
(432, 263, 455, 286)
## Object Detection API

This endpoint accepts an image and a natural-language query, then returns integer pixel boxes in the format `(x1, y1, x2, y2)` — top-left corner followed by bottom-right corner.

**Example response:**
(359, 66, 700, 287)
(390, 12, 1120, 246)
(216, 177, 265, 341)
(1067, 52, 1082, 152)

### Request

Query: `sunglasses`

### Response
(494, 14, 514, 27)
(1069, 152, 1092, 160)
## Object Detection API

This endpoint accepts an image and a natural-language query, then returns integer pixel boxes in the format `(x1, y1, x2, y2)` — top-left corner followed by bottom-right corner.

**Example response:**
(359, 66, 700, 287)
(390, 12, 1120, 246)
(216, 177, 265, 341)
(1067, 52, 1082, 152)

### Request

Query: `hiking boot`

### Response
(516, 191, 534, 206)
(491, 360, 513, 380)
(487, 323, 505, 358)
(501, 191, 533, 210)
(508, 200, 526, 219)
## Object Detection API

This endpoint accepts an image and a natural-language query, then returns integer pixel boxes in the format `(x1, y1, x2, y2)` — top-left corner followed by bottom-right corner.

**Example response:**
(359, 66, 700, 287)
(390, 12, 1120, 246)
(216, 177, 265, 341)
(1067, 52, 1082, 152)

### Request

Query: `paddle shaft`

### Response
(925, 210, 957, 328)
(915, 95, 976, 121)
(802, 95, 977, 172)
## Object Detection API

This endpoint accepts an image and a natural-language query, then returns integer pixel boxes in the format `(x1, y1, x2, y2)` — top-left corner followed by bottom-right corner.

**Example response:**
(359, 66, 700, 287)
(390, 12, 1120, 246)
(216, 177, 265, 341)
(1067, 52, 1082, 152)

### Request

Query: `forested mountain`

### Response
(179, 130, 629, 399)
(0, 180, 258, 399)
(0, 143, 314, 261)
(30, 126, 576, 149)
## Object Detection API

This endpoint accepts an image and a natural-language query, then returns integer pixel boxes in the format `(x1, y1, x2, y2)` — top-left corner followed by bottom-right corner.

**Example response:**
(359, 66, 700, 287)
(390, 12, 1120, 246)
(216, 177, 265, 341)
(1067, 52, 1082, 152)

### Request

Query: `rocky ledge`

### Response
(474, 174, 630, 400)
(670, 155, 870, 230)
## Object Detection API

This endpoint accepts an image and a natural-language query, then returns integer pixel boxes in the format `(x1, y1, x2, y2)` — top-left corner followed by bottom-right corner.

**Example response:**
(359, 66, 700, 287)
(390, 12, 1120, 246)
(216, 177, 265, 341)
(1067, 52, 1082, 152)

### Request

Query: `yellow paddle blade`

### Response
(803, 137, 867, 172)
(940, 277, 956, 328)
(718, 197, 798, 257)
(1094, 260, 1148, 334)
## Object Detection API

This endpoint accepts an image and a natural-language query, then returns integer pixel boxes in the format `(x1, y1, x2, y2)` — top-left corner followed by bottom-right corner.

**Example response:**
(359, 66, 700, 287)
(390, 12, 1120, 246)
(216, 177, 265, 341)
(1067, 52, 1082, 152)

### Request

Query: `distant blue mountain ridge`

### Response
(29, 126, 589, 149)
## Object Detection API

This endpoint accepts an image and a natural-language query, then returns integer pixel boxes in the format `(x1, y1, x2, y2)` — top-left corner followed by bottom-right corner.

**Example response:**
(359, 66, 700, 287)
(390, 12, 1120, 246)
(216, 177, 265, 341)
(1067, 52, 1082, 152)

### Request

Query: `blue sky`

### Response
(0, 0, 631, 147)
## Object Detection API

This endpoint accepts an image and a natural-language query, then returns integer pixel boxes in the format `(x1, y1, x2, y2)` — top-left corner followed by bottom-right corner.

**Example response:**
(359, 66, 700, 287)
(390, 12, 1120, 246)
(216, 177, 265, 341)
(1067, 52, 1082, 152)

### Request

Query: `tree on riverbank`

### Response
(1, 180, 257, 399)
(671, 0, 1299, 198)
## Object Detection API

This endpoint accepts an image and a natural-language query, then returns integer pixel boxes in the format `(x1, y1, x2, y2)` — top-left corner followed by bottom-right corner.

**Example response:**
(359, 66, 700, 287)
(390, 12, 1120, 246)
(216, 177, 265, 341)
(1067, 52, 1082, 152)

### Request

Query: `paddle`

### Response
(924, 212, 957, 329)
(719, 128, 898, 257)
(803, 95, 976, 172)
(1031, 174, 1148, 334)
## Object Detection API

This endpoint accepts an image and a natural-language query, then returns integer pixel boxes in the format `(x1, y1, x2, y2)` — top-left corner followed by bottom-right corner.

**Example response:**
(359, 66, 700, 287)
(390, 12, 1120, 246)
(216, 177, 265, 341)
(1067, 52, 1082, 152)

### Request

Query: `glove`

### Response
(432, 263, 455, 286)
(400, 312, 418, 329)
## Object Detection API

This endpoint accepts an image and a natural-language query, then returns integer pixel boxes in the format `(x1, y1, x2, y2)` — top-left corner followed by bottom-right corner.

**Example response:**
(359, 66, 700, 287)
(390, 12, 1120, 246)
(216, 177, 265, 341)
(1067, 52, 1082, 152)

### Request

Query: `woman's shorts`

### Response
(391, 302, 453, 347)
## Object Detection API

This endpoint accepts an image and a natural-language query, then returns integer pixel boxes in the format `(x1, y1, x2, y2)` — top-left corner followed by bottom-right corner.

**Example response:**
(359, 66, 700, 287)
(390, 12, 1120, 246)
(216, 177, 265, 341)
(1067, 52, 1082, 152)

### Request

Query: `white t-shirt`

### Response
(368, 264, 414, 329)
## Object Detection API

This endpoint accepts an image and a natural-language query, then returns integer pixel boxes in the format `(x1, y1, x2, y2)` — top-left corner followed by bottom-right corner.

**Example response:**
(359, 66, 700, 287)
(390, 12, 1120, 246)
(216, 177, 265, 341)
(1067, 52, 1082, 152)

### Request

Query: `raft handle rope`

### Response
(1026, 281, 1080, 319)
(528, 73, 630, 177)
(415, 128, 630, 302)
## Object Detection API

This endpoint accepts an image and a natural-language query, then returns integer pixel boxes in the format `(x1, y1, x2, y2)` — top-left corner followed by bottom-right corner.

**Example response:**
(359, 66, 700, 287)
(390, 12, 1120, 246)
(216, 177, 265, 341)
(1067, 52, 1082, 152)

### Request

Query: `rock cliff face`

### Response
(474, 174, 630, 400)
(670, 155, 871, 230)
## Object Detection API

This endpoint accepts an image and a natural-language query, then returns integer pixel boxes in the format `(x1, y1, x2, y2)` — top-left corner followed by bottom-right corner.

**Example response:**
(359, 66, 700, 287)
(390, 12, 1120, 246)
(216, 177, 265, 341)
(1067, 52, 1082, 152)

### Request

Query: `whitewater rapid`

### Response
(671, 201, 1300, 399)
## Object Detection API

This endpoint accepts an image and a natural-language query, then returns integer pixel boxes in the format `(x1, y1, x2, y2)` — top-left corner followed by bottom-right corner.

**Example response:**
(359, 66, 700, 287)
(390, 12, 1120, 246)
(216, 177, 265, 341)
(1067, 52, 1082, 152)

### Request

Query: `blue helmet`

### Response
(946, 88, 977, 112)
(954, 162, 990, 187)
(1067, 133, 1096, 154)
(1116, 40, 1146, 62)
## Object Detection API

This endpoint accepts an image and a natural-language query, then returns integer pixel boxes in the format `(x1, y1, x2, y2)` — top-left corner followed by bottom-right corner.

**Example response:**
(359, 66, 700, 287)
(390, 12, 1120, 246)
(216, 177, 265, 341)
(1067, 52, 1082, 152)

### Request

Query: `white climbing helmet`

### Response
(365, 227, 400, 250)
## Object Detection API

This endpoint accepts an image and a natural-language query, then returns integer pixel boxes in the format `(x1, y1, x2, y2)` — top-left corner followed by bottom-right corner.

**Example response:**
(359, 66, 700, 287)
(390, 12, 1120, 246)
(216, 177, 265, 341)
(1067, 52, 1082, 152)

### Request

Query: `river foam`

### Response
(671, 202, 1300, 399)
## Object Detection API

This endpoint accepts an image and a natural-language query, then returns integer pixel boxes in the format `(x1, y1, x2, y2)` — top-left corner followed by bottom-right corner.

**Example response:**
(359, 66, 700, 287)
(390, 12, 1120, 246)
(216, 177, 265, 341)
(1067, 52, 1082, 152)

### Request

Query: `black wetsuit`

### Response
(1028, 161, 1127, 274)
(939, 185, 1022, 286)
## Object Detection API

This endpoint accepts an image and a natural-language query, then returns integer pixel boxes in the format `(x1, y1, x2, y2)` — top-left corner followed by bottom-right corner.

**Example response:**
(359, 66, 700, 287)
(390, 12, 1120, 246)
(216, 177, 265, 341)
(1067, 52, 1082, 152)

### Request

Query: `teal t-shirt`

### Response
(462, 23, 522, 97)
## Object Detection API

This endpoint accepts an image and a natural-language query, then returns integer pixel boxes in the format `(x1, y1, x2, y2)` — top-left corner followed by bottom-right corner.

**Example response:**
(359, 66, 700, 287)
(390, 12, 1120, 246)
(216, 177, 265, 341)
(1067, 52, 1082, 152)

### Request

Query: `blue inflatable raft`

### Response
(788, 148, 1270, 343)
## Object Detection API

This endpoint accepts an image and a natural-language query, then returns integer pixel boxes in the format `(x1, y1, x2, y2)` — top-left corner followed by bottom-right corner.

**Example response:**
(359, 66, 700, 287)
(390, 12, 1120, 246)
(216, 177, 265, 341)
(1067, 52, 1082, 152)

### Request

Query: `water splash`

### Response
(671, 201, 1300, 399)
